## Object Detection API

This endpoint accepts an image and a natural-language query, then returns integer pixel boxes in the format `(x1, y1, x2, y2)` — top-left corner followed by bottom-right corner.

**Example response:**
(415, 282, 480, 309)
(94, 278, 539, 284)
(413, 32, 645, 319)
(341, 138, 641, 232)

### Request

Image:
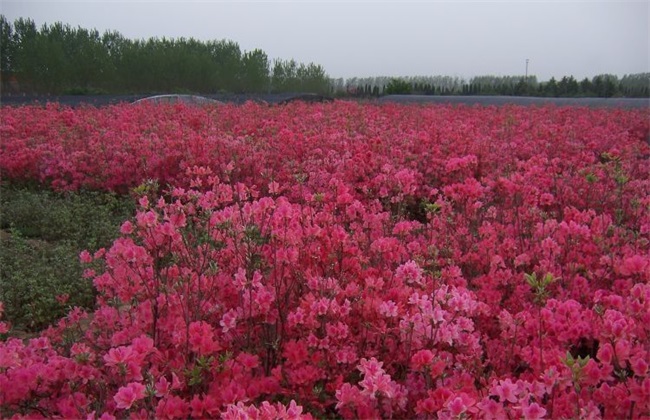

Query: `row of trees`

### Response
(1, 16, 646, 98)
(335, 73, 650, 98)
(0, 16, 330, 95)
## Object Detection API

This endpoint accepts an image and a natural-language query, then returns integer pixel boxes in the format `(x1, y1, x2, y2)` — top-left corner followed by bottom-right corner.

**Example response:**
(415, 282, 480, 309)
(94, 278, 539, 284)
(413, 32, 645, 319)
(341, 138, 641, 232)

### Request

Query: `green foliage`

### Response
(579, 77, 593, 96)
(563, 351, 591, 392)
(271, 59, 330, 94)
(535, 73, 625, 98)
(0, 231, 91, 332)
(470, 75, 538, 96)
(336, 72, 648, 98)
(385, 78, 412, 95)
(239, 49, 270, 93)
(0, 14, 329, 95)
(556, 76, 580, 97)
(0, 184, 135, 249)
(421, 199, 441, 215)
(0, 15, 15, 76)
(525, 272, 556, 306)
(620, 73, 650, 97)
(544, 77, 558, 97)
(591, 74, 619, 98)
(186, 355, 215, 389)
(0, 184, 135, 331)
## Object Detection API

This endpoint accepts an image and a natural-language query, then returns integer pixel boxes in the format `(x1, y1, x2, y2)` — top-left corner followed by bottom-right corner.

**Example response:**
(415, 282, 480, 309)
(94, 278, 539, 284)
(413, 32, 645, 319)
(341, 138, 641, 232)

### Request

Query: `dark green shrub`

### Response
(0, 231, 92, 331)
(0, 184, 134, 249)
(384, 78, 412, 95)
(0, 183, 135, 331)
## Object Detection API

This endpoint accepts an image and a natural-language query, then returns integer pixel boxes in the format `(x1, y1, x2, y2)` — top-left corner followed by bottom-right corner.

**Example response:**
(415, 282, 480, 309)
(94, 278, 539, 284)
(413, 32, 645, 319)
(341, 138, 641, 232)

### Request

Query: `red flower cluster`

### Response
(1, 101, 649, 418)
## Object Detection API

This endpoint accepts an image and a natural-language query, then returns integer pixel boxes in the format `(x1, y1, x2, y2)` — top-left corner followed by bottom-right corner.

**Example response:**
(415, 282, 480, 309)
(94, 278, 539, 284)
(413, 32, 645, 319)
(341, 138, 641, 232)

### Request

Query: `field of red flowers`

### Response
(1, 101, 649, 419)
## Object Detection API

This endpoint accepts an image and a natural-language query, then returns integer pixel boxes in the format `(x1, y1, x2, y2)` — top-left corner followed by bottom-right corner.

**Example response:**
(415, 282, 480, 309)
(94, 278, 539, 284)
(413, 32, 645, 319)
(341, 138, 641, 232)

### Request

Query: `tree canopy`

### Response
(0, 15, 330, 95)
(1, 15, 647, 98)
(334, 73, 649, 98)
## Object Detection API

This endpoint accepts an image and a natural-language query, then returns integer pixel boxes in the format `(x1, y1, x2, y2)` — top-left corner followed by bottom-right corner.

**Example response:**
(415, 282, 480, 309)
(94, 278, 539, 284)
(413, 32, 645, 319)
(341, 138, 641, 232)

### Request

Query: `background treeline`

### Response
(334, 73, 650, 98)
(0, 16, 330, 95)
(2, 15, 647, 98)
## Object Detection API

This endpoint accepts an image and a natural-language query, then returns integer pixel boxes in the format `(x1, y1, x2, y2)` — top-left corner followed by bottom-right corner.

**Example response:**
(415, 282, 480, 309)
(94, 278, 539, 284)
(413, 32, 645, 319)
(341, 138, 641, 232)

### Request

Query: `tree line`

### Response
(334, 73, 650, 98)
(0, 16, 330, 95)
(2, 15, 647, 99)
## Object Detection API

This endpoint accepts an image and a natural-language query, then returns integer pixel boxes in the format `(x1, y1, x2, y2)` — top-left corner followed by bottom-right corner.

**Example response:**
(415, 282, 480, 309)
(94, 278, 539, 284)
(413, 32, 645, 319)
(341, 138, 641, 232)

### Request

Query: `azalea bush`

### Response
(0, 101, 649, 418)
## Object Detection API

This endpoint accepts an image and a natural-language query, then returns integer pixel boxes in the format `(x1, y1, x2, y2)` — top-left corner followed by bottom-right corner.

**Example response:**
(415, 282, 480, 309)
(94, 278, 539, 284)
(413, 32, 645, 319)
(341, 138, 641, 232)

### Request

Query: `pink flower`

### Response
(410, 349, 435, 371)
(55, 293, 70, 304)
(125, 361, 144, 381)
(171, 372, 182, 389)
(70, 342, 92, 358)
(477, 398, 506, 419)
(619, 254, 648, 276)
(188, 321, 219, 355)
(597, 342, 614, 365)
(268, 181, 280, 194)
(360, 371, 393, 398)
(136, 210, 157, 228)
(169, 211, 186, 228)
(283, 340, 309, 365)
(631, 356, 649, 377)
(335, 383, 362, 410)
(79, 250, 92, 263)
(416, 396, 438, 415)
(154, 373, 182, 397)
(448, 396, 468, 416)
(582, 359, 603, 386)
(114, 382, 146, 410)
(379, 300, 398, 317)
(131, 335, 154, 355)
(155, 376, 171, 398)
(190, 394, 203, 418)
(93, 248, 106, 259)
(222, 402, 260, 420)
(494, 378, 519, 404)
(120, 220, 134, 234)
(286, 400, 304, 419)
(156, 395, 190, 419)
(236, 352, 260, 370)
(395, 260, 424, 286)
(202, 394, 219, 417)
(103, 346, 136, 367)
(357, 357, 384, 378)
(522, 402, 547, 420)
(138, 196, 149, 208)
(220, 309, 238, 333)
(539, 193, 554, 206)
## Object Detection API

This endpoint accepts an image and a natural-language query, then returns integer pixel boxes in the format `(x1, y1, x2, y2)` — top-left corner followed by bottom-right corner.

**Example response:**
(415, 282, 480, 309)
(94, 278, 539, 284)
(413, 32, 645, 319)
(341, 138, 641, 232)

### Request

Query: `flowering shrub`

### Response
(1, 101, 649, 418)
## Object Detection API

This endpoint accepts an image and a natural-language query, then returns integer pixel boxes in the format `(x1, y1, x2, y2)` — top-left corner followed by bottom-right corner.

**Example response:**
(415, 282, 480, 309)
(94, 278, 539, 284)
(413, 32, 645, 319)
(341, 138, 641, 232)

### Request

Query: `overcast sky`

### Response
(1, 1, 648, 81)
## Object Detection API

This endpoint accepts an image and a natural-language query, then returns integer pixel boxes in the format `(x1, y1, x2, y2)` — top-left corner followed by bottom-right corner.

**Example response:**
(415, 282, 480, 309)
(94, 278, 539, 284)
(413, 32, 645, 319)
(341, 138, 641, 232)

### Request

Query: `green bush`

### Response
(0, 232, 92, 331)
(384, 78, 413, 95)
(0, 183, 135, 332)
(0, 184, 134, 249)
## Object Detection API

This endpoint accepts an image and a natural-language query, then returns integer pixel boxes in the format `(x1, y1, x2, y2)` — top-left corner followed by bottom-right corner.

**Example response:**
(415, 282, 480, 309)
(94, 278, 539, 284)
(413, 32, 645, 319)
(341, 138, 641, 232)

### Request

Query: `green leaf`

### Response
(524, 273, 538, 287)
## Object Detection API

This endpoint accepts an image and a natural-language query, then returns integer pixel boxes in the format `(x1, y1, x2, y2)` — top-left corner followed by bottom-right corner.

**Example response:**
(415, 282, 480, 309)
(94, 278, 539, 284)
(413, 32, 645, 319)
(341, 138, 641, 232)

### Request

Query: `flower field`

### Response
(1, 101, 649, 419)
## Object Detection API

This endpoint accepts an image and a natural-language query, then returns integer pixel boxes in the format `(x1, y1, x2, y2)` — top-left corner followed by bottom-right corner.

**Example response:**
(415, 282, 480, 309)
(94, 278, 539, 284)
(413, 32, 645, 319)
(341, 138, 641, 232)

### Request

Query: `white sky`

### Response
(1, 0, 648, 81)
